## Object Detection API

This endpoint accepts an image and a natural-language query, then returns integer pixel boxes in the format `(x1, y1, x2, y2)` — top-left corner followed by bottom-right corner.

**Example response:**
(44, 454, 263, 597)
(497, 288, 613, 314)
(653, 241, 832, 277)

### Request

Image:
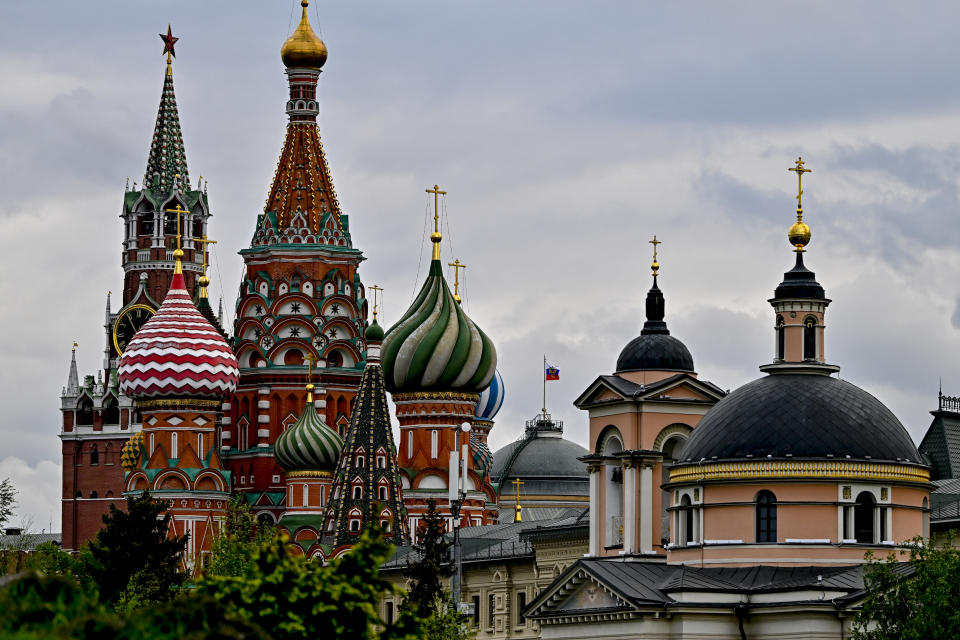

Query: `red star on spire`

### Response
(160, 25, 178, 58)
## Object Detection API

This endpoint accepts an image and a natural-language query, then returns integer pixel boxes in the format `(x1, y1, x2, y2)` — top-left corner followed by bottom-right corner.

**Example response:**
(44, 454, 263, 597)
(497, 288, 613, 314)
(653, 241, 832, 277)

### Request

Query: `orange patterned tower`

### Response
(381, 187, 499, 534)
(225, 2, 371, 521)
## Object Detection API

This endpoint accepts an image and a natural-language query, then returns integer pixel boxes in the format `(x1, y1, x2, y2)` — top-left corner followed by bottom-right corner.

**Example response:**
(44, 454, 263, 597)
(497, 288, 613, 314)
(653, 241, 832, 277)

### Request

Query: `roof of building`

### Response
(476, 369, 505, 421)
(774, 252, 826, 300)
(490, 414, 589, 490)
(616, 275, 695, 374)
(274, 393, 343, 472)
(918, 400, 960, 480)
(0, 533, 61, 551)
(118, 269, 239, 399)
(679, 373, 922, 463)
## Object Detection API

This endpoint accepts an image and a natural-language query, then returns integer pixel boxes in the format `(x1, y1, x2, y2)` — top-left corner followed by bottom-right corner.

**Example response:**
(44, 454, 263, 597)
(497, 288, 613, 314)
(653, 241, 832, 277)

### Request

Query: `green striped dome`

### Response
(382, 260, 497, 393)
(274, 398, 344, 471)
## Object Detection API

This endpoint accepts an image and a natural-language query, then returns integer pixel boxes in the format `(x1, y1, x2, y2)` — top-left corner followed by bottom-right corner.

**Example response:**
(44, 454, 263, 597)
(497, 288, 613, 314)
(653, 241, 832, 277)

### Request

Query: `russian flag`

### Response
(545, 364, 560, 381)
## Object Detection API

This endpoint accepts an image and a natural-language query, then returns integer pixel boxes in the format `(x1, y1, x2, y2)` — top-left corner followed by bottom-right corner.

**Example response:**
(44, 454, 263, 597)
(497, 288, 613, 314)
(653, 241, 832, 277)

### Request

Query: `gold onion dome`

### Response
(281, 1, 328, 69)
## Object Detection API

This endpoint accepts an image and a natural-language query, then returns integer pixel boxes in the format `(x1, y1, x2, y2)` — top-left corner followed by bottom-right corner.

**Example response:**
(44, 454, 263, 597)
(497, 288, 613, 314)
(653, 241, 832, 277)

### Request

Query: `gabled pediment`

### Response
(526, 562, 635, 620)
(576, 373, 725, 408)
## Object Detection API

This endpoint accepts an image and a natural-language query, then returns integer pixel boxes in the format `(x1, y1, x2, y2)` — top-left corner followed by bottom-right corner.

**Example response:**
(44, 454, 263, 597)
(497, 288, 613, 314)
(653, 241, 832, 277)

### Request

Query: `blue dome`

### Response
(476, 369, 505, 421)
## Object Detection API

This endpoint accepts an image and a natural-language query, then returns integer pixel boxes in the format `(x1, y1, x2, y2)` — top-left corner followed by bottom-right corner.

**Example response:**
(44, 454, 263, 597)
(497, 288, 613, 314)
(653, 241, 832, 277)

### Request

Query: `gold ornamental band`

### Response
(286, 470, 333, 479)
(137, 398, 222, 411)
(391, 391, 480, 403)
(669, 460, 930, 484)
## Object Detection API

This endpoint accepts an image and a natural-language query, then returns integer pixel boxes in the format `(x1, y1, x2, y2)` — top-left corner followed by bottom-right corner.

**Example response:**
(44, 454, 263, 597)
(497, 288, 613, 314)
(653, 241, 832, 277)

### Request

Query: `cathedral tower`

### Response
(381, 189, 499, 532)
(225, 2, 371, 521)
(118, 246, 239, 571)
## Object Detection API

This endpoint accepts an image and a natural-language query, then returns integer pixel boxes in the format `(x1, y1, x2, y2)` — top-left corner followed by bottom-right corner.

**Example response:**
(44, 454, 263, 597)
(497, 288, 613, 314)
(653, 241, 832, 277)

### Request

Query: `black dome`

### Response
(616, 334, 695, 373)
(680, 373, 921, 463)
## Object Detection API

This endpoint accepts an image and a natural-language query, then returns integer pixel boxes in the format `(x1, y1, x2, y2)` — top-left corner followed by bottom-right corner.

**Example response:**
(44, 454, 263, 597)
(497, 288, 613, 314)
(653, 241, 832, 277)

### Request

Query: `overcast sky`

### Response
(4, 1, 960, 531)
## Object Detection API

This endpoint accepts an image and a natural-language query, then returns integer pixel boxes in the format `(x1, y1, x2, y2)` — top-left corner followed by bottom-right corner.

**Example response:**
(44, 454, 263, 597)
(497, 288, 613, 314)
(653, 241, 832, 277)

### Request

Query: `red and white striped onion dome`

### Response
(118, 270, 239, 399)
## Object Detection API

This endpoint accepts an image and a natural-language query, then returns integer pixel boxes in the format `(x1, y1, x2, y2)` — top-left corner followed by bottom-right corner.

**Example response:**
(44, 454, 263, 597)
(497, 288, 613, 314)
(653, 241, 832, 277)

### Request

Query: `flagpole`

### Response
(542, 354, 547, 415)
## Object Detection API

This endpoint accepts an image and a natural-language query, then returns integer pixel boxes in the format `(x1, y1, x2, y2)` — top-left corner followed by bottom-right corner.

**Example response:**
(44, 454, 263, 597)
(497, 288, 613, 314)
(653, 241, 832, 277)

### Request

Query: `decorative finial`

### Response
(370, 284, 383, 321)
(448, 259, 466, 304)
(512, 477, 524, 523)
(72, 341, 78, 353)
(426, 184, 446, 261)
(787, 157, 812, 252)
(160, 25, 178, 71)
(305, 354, 318, 403)
(125, 177, 130, 191)
(649, 235, 661, 277)
(165, 204, 188, 274)
(194, 235, 217, 299)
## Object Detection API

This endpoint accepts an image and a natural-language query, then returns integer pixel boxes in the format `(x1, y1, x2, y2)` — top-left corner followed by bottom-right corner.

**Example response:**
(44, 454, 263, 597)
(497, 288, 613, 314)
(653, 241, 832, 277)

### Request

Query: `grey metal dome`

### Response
(680, 373, 922, 463)
(491, 414, 589, 498)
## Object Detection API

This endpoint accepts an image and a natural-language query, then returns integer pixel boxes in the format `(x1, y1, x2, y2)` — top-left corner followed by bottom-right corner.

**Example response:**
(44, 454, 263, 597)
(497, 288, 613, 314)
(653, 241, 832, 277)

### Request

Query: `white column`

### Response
(639, 465, 654, 554)
(622, 463, 637, 554)
(588, 467, 600, 556)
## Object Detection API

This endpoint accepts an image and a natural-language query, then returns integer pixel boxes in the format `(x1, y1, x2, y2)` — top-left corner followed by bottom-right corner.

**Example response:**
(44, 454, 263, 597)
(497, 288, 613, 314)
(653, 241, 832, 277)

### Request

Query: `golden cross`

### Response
(193, 235, 217, 276)
(649, 235, 661, 277)
(425, 184, 447, 234)
(448, 259, 466, 303)
(788, 157, 812, 211)
(370, 284, 383, 320)
(164, 203, 189, 251)
(512, 478, 524, 523)
(72, 341, 78, 353)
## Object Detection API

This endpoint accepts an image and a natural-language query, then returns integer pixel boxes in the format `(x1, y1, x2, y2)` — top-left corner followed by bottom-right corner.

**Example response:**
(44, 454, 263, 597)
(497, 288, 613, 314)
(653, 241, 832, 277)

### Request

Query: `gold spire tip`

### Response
(72, 341, 78, 353)
(649, 235, 661, 277)
(448, 259, 466, 304)
(165, 203, 188, 274)
(787, 157, 812, 252)
(370, 284, 384, 320)
(305, 354, 318, 403)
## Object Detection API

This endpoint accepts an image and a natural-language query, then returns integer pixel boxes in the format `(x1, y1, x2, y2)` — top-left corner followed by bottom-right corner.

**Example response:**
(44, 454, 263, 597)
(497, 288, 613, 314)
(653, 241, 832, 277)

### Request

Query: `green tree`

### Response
(198, 527, 419, 640)
(206, 495, 273, 578)
(0, 571, 105, 639)
(852, 535, 960, 639)
(84, 492, 188, 608)
(402, 499, 451, 613)
(0, 478, 15, 529)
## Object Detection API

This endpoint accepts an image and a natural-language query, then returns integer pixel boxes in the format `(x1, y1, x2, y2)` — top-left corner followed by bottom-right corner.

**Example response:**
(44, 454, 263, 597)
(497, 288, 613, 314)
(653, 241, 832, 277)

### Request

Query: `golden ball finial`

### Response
(173, 248, 184, 260)
(281, 1, 328, 69)
(789, 220, 811, 251)
(198, 275, 210, 287)
(430, 231, 442, 243)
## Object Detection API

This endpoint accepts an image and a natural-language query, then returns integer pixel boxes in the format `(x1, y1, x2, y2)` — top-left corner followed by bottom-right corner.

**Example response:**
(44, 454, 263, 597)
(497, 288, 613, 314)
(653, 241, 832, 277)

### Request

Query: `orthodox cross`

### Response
(164, 203, 189, 251)
(448, 259, 466, 303)
(370, 284, 383, 320)
(512, 478, 524, 523)
(426, 184, 447, 233)
(72, 341, 78, 353)
(193, 236, 217, 276)
(649, 235, 661, 277)
(304, 354, 318, 402)
(788, 157, 812, 211)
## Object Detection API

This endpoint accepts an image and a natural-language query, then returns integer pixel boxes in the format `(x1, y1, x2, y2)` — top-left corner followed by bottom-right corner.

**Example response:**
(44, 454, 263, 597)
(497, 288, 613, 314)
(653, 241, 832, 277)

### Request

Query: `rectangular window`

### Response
(197, 433, 204, 459)
(149, 433, 155, 455)
(386, 601, 394, 625)
(517, 591, 527, 625)
(472, 595, 480, 625)
(488, 593, 495, 628)
(302, 484, 309, 507)
(431, 430, 438, 460)
(171, 432, 178, 456)
(407, 432, 413, 459)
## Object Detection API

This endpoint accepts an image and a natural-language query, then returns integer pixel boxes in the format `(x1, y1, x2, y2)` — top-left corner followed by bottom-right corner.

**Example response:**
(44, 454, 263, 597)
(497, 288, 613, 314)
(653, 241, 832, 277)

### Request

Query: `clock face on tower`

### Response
(112, 304, 156, 355)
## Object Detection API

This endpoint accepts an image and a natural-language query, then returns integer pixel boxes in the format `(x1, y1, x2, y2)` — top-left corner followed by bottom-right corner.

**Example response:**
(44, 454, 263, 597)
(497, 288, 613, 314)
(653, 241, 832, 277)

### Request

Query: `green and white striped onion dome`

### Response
(382, 260, 497, 393)
(274, 396, 344, 471)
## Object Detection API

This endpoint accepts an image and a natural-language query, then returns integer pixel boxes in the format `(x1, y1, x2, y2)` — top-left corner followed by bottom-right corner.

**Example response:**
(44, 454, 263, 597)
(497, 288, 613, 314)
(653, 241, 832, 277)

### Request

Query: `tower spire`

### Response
(146, 26, 189, 194)
(426, 184, 447, 261)
(641, 235, 668, 335)
(787, 157, 812, 252)
(67, 342, 79, 393)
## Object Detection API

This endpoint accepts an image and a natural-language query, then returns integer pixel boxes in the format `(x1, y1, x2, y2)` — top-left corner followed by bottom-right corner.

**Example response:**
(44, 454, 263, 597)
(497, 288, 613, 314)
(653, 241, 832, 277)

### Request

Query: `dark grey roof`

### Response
(0, 533, 61, 551)
(616, 334, 694, 374)
(680, 373, 922, 463)
(774, 253, 825, 300)
(491, 436, 589, 481)
(918, 410, 960, 480)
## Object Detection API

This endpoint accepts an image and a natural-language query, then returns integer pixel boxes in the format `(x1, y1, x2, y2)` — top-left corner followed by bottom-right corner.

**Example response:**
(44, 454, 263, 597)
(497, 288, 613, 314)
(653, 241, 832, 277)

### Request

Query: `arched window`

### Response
(659, 435, 686, 547)
(76, 397, 94, 426)
(104, 442, 114, 465)
(379, 486, 388, 500)
(352, 486, 362, 500)
(90, 491, 98, 499)
(327, 350, 343, 368)
(430, 430, 439, 460)
(599, 429, 624, 547)
(803, 316, 817, 360)
(356, 455, 365, 468)
(776, 315, 785, 360)
(680, 495, 694, 545)
(755, 490, 777, 543)
(102, 397, 119, 425)
(350, 519, 361, 532)
(90, 444, 99, 465)
(854, 491, 876, 543)
(164, 210, 178, 235)
(171, 432, 178, 456)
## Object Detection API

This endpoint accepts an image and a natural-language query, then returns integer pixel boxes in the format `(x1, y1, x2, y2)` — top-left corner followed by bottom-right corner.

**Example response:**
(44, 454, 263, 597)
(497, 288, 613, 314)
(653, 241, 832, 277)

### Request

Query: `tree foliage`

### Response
(0, 477, 16, 529)
(84, 492, 188, 608)
(205, 495, 273, 578)
(198, 527, 420, 640)
(852, 535, 960, 640)
(402, 499, 452, 614)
